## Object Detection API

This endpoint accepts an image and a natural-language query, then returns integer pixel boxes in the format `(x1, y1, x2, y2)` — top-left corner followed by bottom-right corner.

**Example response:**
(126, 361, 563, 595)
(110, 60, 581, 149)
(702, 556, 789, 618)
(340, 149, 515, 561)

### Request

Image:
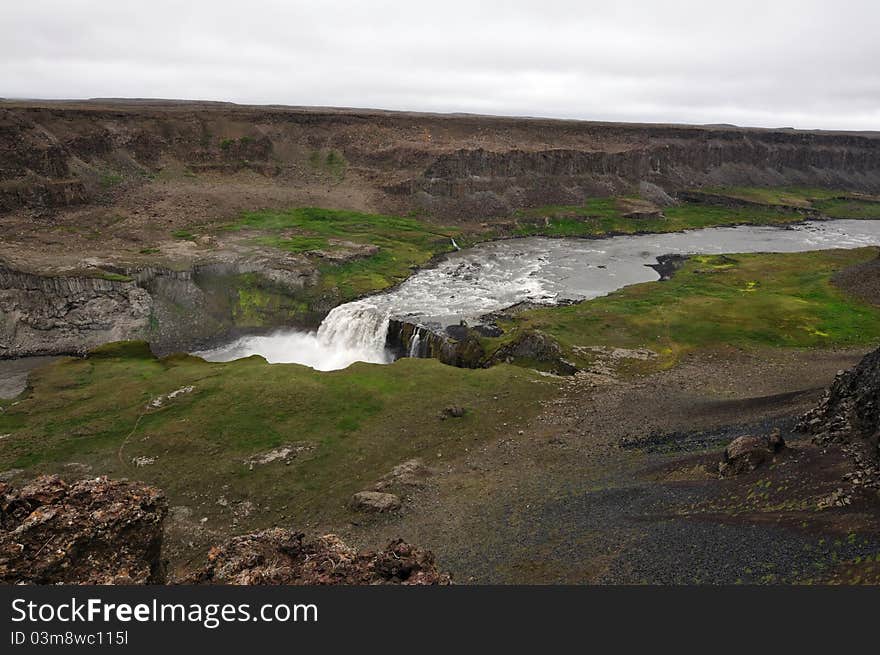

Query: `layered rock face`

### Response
(0, 265, 152, 357)
(2, 100, 880, 219)
(0, 260, 318, 357)
(798, 346, 880, 486)
(0, 475, 168, 584)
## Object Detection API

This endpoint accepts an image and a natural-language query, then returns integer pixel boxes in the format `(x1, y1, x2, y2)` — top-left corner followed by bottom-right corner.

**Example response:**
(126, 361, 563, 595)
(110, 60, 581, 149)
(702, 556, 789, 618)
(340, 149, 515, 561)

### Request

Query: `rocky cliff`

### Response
(0, 258, 318, 357)
(2, 100, 879, 220)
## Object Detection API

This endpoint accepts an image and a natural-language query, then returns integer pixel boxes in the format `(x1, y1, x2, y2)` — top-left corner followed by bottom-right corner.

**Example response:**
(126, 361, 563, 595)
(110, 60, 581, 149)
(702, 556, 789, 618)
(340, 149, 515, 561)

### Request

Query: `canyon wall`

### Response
(0, 260, 317, 357)
(2, 100, 879, 220)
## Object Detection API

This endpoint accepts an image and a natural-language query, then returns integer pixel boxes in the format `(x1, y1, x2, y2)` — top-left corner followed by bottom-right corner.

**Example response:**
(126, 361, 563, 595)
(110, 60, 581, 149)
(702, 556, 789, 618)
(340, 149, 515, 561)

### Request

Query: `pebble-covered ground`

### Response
(349, 347, 880, 584)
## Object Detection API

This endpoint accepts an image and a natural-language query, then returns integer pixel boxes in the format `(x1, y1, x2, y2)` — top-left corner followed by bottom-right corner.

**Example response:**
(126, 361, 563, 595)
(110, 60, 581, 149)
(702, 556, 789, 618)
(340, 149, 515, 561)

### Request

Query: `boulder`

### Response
(0, 475, 167, 584)
(349, 491, 402, 513)
(186, 529, 450, 585)
(443, 405, 466, 418)
(718, 431, 786, 477)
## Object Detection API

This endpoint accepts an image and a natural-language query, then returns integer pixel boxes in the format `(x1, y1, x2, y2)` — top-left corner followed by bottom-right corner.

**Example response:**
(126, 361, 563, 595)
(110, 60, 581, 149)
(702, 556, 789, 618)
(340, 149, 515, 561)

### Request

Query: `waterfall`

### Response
(196, 299, 392, 370)
(408, 329, 422, 358)
(315, 300, 391, 362)
(451, 237, 460, 251)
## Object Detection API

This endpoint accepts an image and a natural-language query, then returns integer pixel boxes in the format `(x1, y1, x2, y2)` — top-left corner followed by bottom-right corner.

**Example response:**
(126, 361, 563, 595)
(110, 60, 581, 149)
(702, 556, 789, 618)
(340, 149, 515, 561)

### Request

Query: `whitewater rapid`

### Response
(195, 219, 880, 370)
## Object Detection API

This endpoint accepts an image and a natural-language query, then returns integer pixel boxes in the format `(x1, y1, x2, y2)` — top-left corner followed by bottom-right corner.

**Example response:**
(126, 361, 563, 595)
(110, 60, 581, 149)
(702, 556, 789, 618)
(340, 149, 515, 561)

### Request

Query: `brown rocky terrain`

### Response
(0, 475, 449, 586)
(0, 475, 167, 584)
(187, 529, 449, 585)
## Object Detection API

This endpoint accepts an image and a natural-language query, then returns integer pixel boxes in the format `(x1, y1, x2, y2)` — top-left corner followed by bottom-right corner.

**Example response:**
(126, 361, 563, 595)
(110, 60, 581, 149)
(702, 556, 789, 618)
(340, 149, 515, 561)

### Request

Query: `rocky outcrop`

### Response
(0, 265, 152, 357)
(797, 346, 880, 488)
(718, 431, 786, 477)
(487, 330, 579, 375)
(0, 475, 449, 585)
(0, 475, 168, 584)
(0, 179, 88, 212)
(639, 181, 677, 207)
(373, 458, 430, 491)
(387, 319, 486, 368)
(186, 529, 450, 585)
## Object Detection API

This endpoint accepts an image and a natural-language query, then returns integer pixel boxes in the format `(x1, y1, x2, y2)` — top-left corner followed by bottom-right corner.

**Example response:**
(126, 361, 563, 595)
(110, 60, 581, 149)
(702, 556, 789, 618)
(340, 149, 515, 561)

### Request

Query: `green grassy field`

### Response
(508, 187, 880, 238)
(223, 207, 459, 299)
(0, 345, 554, 536)
(481, 248, 880, 371)
(510, 196, 805, 237)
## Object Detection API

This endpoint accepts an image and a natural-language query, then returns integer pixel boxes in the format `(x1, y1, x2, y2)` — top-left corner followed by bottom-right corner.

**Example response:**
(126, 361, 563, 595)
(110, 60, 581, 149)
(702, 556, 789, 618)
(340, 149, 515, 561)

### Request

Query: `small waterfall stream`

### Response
(408, 329, 422, 358)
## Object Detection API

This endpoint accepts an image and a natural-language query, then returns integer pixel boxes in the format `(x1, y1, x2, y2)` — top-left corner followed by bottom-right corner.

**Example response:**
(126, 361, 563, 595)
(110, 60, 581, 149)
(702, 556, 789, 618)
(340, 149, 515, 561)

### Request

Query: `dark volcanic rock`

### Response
(797, 346, 880, 487)
(387, 319, 486, 368)
(0, 475, 168, 584)
(718, 430, 786, 477)
(187, 529, 451, 585)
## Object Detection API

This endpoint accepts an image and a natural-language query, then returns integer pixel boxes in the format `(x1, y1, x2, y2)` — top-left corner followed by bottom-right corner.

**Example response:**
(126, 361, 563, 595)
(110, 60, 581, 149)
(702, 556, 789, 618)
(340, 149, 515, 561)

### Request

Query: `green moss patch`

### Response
(224, 207, 458, 302)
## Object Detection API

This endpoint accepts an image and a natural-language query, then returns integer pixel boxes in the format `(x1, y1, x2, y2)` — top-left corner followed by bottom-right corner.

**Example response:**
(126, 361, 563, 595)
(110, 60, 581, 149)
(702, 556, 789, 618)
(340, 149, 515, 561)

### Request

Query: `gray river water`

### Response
(197, 219, 880, 370)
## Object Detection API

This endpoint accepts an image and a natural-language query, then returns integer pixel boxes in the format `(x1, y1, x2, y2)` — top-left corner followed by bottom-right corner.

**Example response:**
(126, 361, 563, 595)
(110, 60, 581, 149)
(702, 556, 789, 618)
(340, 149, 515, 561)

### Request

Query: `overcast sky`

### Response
(1, 0, 878, 130)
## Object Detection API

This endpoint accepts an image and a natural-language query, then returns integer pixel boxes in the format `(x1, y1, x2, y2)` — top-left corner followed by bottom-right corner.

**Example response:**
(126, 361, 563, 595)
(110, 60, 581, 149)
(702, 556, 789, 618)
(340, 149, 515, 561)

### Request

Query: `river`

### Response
(195, 219, 880, 370)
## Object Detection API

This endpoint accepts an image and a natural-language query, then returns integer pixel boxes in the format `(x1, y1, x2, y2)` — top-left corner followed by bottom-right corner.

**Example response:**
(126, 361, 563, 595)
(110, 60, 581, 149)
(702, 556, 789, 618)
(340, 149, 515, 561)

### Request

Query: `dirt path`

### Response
(348, 346, 880, 583)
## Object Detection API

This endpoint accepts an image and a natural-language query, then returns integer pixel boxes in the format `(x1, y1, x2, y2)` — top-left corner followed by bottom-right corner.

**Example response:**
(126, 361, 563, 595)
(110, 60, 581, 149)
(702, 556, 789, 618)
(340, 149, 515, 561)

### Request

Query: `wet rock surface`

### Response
(0, 475, 167, 584)
(186, 529, 450, 585)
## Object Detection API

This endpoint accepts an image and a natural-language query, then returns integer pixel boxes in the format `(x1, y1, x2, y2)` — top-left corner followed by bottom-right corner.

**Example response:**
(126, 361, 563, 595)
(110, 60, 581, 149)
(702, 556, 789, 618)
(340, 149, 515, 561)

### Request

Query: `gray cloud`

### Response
(1, 0, 878, 129)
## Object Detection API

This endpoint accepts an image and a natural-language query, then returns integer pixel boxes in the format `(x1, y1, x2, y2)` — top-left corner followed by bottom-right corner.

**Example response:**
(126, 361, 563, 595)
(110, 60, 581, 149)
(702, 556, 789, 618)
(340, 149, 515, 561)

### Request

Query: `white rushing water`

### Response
(194, 301, 392, 371)
(196, 219, 880, 370)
